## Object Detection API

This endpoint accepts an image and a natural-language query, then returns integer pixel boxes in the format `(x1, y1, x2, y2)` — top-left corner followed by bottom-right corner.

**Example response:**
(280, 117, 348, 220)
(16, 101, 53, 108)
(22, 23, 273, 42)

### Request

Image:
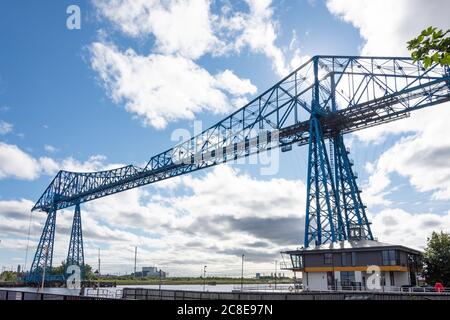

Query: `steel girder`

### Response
(304, 117, 344, 246)
(27, 207, 57, 282)
(66, 203, 85, 271)
(32, 56, 450, 213)
(334, 135, 373, 242)
(28, 56, 450, 259)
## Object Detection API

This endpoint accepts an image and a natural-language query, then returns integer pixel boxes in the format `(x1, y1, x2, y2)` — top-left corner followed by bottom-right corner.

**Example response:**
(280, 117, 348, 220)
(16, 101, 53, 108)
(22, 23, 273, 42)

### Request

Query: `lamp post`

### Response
(159, 269, 162, 300)
(203, 266, 207, 292)
(274, 260, 277, 291)
(241, 254, 245, 292)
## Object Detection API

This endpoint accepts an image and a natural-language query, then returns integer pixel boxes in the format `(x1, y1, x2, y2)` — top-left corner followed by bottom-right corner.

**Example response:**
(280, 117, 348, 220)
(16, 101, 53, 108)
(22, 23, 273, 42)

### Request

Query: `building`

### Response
(281, 240, 422, 291)
(135, 266, 167, 278)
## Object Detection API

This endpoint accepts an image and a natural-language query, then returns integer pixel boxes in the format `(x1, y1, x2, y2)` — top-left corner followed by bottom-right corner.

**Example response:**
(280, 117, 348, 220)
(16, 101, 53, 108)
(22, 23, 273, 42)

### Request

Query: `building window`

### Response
(382, 250, 398, 266)
(342, 252, 353, 266)
(324, 253, 333, 265)
(389, 271, 395, 286)
(352, 252, 357, 266)
(341, 271, 355, 286)
(291, 254, 303, 269)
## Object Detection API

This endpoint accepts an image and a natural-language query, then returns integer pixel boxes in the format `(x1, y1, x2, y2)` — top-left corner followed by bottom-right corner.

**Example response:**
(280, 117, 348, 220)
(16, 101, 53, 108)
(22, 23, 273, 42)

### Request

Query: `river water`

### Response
(10, 283, 294, 298)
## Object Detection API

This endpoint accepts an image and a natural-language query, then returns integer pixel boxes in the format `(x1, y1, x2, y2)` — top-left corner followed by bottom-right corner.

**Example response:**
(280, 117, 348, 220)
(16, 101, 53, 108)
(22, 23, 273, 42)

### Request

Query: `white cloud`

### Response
(0, 142, 41, 180)
(326, 0, 450, 57)
(93, 0, 218, 60)
(0, 141, 111, 180)
(0, 120, 13, 135)
(90, 42, 256, 129)
(90, 0, 309, 129)
(1, 165, 307, 275)
(215, 69, 257, 97)
(219, 0, 290, 76)
(3, 164, 448, 274)
(94, 0, 293, 76)
(372, 208, 450, 250)
(326, 0, 450, 205)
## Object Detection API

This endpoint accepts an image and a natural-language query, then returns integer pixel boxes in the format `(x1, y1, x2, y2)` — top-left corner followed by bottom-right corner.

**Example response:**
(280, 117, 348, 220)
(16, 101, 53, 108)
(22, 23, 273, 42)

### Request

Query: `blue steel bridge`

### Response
(26, 56, 450, 283)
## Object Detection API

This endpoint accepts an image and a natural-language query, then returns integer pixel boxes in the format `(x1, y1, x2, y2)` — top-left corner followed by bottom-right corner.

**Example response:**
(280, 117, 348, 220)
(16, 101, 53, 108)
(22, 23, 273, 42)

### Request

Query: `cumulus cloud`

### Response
(326, 0, 450, 57)
(93, 0, 293, 75)
(90, 0, 306, 129)
(93, 0, 218, 59)
(215, 0, 291, 76)
(372, 208, 450, 250)
(1, 166, 307, 275)
(0, 142, 41, 180)
(326, 0, 450, 205)
(90, 42, 257, 129)
(2, 163, 448, 274)
(0, 141, 111, 180)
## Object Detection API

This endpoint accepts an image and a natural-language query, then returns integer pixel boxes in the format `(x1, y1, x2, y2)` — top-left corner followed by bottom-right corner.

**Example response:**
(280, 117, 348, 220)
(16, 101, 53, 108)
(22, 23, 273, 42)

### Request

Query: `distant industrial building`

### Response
(134, 267, 167, 278)
(282, 240, 422, 291)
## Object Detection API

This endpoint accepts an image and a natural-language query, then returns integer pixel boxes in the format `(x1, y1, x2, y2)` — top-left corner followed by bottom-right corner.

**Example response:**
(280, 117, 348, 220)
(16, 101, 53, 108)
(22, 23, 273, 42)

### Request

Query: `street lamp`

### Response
(241, 254, 245, 292)
(274, 260, 277, 290)
(159, 269, 162, 300)
(203, 266, 207, 292)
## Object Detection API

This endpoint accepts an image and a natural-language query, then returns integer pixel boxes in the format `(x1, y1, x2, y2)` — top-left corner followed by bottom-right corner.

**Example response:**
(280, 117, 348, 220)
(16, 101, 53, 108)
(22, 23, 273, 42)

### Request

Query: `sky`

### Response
(0, 0, 449, 277)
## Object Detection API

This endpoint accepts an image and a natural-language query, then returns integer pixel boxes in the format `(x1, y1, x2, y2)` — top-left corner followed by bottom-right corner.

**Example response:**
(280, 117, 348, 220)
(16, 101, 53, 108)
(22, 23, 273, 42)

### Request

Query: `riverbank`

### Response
(93, 277, 293, 286)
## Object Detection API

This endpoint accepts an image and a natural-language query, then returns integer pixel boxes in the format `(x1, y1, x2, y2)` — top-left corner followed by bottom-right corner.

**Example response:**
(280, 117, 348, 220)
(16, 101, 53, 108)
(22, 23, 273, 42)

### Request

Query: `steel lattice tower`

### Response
(66, 203, 85, 269)
(26, 56, 450, 281)
(28, 207, 57, 282)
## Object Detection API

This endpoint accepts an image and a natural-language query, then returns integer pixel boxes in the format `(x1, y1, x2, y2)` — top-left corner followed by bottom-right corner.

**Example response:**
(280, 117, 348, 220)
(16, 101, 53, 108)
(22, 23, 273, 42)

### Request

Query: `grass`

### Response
(91, 277, 294, 286)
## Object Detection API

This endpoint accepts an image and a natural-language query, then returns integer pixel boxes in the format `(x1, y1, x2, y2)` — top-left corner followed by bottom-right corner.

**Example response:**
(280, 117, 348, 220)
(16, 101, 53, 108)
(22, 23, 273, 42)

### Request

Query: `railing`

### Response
(233, 284, 302, 293)
(83, 288, 123, 299)
(0, 289, 109, 300)
(233, 283, 450, 294)
(310, 285, 450, 294)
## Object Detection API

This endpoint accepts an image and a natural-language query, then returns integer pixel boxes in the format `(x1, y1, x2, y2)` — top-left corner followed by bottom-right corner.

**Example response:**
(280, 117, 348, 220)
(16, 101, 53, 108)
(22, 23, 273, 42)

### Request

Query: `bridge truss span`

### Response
(26, 56, 450, 282)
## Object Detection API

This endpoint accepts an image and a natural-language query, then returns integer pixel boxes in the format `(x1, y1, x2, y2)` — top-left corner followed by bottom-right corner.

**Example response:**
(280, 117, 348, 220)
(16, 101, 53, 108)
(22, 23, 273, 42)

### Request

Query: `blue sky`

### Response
(0, 0, 449, 276)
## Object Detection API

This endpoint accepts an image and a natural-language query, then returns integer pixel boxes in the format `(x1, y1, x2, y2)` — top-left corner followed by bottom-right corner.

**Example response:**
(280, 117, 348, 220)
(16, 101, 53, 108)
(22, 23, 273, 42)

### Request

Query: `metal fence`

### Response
(122, 287, 450, 300)
(0, 289, 108, 300)
(83, 288, 123, 299)
(233, 284, 450, 294)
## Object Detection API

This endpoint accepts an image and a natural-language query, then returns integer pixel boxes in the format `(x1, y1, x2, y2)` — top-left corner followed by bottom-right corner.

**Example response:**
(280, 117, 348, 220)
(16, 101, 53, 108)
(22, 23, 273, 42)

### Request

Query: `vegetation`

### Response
(407, 26, 450, 68)
(48, 261, 291, 285)
(51, 261, 95, 280)
(422, 231, 450, 286)
(91, 276, 293, 286)
(0, 271, 17, 282)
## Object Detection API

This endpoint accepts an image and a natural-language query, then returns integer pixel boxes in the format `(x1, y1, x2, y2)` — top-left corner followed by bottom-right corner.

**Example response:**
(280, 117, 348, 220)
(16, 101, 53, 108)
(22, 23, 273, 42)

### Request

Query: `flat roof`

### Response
(282, 240, 422, 255)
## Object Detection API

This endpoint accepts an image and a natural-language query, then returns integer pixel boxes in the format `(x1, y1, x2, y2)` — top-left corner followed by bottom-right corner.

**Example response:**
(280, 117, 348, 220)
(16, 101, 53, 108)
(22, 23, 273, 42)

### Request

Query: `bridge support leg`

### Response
(333, 135, 373, 241)
(28, 207, 57, 282)
(66, 203, 85, 278)
(304, 118, 344, 247)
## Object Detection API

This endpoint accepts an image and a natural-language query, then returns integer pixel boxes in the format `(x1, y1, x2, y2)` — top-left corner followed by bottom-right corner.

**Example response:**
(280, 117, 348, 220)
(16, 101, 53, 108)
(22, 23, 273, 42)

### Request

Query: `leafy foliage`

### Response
(407, 26, 450, 68)
(422, 231, 450, 286)
(0, 271, 17, 282)
(50, 260, 95, 280)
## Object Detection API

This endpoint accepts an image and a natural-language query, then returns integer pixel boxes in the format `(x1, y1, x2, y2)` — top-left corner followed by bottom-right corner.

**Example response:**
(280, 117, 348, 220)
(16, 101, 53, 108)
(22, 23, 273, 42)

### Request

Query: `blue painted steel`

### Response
(304, 117, 343, 246)
(31, 56, 450, 213)
(28, 56, 450, 263)
(66, 203, 85, 274)
(27, 207, 57, 283)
